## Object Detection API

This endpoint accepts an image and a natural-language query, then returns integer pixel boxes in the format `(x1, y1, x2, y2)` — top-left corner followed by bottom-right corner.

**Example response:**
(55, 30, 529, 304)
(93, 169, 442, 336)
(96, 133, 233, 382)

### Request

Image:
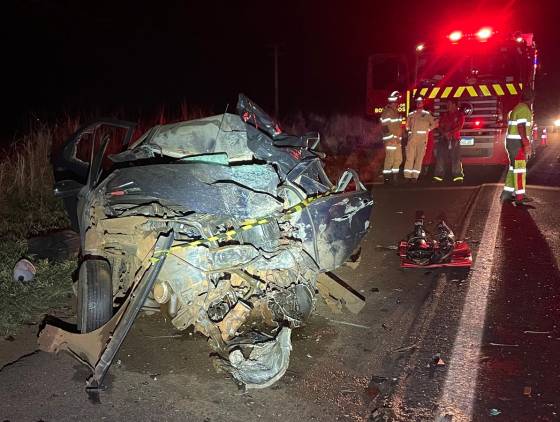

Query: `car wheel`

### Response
(77, 259, 113, 333)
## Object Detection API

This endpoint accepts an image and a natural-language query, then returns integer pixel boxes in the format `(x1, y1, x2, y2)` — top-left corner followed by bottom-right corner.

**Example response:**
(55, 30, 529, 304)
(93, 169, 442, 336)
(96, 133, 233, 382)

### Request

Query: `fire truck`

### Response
(366, 28, 538, 166)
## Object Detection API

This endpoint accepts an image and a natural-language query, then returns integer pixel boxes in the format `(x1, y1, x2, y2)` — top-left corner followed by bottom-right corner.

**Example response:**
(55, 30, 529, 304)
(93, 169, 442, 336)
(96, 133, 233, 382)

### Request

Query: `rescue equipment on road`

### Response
(398, 211, 472, 268)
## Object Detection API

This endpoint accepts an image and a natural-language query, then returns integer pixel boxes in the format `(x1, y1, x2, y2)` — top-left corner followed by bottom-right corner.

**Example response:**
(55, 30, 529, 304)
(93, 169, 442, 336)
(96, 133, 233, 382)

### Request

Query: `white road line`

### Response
(437, 186, 502, 421)
(526, 184, 560, 191)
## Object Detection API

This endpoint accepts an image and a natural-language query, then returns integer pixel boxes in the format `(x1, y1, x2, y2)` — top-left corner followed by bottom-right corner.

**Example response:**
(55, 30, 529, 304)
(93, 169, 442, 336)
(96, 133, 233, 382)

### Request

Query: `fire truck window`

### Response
(418, 51, 522, 83)
(371, 59, 407, 89)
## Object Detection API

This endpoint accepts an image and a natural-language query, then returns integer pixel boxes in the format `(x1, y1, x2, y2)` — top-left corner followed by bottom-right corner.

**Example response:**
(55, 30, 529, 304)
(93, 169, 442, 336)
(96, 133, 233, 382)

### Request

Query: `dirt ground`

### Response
(0, 186, 475, 422)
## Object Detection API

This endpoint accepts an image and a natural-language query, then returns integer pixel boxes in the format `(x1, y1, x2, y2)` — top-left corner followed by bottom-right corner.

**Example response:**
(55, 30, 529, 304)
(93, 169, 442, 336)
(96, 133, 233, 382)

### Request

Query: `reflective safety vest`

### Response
(380, 106, 402, 141)
(507, 102, 532, 140)
(407, 109, 437, 136)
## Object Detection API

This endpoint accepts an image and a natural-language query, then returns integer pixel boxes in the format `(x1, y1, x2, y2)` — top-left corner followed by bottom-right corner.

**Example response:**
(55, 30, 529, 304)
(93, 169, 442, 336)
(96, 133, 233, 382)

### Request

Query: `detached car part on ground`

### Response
(398, 211, 471, 268)
(39, 94, 373, 391)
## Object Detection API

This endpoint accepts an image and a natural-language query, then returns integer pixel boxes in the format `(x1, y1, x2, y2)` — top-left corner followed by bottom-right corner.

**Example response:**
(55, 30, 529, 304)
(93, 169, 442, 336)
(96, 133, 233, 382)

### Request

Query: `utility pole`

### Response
(273, 44, 279, 118)
(267, 43, 284, 118)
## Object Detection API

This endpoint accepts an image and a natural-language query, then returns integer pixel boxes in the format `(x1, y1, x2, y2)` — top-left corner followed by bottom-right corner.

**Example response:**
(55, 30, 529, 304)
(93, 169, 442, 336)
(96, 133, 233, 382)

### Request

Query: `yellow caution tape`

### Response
(150, 190, 335, 260)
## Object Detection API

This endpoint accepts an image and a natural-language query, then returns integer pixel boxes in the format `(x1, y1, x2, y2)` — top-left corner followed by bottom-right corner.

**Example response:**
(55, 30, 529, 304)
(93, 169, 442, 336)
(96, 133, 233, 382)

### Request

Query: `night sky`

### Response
(3, 0, 560, 135)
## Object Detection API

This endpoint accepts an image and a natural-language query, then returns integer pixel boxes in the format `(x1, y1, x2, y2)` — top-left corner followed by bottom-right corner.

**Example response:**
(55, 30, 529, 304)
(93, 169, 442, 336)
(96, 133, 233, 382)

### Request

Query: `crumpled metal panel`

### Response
(291, 191, 373, 271)
(146, 113, 253, 162)
(228, 326, 292, 389)
(105, 163, 282, 218)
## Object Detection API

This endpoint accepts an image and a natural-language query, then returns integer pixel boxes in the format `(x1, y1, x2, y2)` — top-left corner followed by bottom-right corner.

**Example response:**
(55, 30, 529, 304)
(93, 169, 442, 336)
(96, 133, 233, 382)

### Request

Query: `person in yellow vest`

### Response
(404, 97, 438, 182)
(503, 89, 534, 206)
(380, 91, 403, 184)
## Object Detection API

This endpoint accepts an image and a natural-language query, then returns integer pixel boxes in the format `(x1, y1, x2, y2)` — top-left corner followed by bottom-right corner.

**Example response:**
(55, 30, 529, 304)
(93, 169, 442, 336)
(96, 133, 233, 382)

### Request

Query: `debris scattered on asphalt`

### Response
(324, 317, 370, 330)
(432, 353, 445, 366)
(523, 330, 552, 334)
(376, 245, 398, 250)
(381, 323, 392, 331)
(489, 342, 520, 347)
(488, 408, 502, 416)
(370, 287, 380, 293)
(391, 343, 418, 353)
(370, 375, 388, 384)
(395, 211, 404, 214)
(365, 383, 381, 400)
(393, 288, 403, 292)
(12, 258, 36, 283)
(4, 335, 15, 342)
(146, 334, 184, 339)
(523, 386, 532, 396)
(306, 354, 312, 358)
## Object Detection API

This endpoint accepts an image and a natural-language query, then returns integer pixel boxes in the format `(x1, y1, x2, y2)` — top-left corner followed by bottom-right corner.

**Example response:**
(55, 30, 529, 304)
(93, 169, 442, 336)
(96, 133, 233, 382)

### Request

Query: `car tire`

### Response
(77, 259, 113, 333)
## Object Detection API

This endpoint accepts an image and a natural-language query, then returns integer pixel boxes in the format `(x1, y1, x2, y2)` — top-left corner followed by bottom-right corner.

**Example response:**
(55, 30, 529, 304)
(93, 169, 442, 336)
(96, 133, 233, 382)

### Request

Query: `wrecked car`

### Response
(40, 94, 373, 391)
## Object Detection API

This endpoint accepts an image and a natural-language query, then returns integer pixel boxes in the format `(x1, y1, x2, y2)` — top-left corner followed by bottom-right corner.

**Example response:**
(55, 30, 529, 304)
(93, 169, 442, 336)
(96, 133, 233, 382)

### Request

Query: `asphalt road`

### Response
(1, 136, 559, 422)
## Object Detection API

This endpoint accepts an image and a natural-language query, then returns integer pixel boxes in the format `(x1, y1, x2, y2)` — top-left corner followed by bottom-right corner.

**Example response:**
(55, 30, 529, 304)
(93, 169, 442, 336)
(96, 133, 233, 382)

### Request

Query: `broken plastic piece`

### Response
(228, 327, 292, 389)
(13, 258, 36, 283)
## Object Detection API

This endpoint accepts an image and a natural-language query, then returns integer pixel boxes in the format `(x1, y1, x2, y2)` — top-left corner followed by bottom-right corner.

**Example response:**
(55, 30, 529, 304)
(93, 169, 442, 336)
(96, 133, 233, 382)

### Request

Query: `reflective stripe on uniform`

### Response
(506, 134, 522, 139)
(392, 168, 400, 173)
(415, 130, 427, 134)
(513, 168, 526, 174)
(385, 145, 397, 150)
(382, 169, 392, 174)
(515, 189, 525, 194)
(404, 169, 413, 173)
(503, 186, 515, 192)
(383, 135, 395, 140)
(411, 169, 421, 174)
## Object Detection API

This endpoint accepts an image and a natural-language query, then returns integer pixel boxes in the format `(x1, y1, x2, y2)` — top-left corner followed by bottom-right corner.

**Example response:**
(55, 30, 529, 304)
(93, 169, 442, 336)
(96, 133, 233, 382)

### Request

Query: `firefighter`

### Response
(502, 89, 534, 205)
(380, 91, 403, 184)
(541, 127, 548, 147)
(433, 99, 465, 182)
(404, 97, 438, 182)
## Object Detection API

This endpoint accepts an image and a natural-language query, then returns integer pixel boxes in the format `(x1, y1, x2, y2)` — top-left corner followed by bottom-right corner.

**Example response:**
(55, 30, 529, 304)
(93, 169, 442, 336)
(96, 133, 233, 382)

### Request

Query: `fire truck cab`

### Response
(367, 28, 538, 167)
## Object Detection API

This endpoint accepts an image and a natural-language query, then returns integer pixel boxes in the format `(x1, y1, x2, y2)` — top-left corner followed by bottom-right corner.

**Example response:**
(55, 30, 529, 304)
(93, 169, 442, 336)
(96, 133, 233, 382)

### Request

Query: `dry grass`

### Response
(0, 239, 75, 336)
(0, 120, 79, 239)
(285, 112, 381, 154)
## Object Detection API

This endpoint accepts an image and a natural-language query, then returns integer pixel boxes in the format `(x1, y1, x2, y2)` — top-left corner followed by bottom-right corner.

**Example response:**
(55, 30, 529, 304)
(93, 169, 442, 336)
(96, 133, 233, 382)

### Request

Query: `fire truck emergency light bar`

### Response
(447, 27, 494, 42)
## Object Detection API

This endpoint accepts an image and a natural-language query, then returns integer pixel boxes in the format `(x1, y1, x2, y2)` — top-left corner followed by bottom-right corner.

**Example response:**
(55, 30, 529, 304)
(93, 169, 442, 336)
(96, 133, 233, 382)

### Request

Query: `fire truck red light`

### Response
(474, 120, 481, 126)
(477, 27, 493, 40)
(449, 31, 462, 42)
(516, 37, 523, 43)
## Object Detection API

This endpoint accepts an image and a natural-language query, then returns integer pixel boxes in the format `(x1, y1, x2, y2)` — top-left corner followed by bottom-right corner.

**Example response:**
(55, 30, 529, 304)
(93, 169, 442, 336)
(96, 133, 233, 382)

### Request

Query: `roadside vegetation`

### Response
(0, 240, 74, 336)
(0, 120, 77, 335)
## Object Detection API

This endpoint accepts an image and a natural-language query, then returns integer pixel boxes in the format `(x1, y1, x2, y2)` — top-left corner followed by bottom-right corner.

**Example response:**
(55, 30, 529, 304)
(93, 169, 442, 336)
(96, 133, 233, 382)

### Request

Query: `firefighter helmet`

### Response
(388, 91, 401, 102)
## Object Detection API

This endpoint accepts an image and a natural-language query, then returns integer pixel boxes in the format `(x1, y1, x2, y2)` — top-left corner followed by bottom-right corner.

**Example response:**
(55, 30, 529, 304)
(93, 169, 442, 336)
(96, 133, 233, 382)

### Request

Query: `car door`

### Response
(52, 119, 137, 230)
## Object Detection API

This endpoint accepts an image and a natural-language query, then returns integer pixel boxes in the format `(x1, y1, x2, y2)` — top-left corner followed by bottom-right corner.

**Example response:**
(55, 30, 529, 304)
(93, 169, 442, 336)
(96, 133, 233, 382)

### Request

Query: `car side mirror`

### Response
(53, 179, 84, 198)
